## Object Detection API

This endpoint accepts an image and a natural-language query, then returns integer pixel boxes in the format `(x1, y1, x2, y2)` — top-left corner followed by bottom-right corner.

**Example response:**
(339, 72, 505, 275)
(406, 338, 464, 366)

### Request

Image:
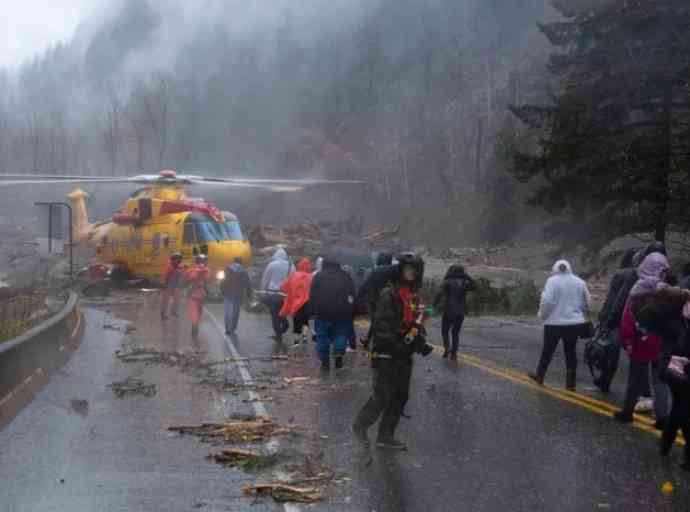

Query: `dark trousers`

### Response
(621, 359, 670, 419)
(537, 324, 580, 376)
(442, 314, 465, 354)
(354, 358, 412, 440)
(293, 302, 311, 334)
(662, 383, 690, 460)
(223, 297, 241, 333)
(263, 295, 288, 337)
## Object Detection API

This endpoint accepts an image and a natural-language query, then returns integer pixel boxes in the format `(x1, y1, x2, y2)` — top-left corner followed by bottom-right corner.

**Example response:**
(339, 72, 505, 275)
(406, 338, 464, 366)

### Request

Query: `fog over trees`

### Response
(2, 0, 685, 248)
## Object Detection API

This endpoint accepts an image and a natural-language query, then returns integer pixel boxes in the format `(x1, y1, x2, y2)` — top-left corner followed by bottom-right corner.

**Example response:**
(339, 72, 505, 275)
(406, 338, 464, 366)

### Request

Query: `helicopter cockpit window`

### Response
(183, 213, 230, 244)
(222, 220, 244, 241)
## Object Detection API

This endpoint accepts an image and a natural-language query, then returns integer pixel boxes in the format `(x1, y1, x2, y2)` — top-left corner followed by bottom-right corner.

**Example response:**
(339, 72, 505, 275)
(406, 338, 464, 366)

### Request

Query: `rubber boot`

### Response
(335, 356, 344, 369)
(528, 366, 545, 385)
(566, 370, 576, 391)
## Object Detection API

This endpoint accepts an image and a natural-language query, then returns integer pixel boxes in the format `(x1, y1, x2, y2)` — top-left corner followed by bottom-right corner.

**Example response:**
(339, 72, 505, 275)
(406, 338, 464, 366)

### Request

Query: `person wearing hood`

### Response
(279, 258, 314, 344)
(529, 260, 591, 391)
(614, 252, 672, 425)
(433, 264, 476, 360)
(309, 253, 356, 370)
(260, 248, 295, 338)
(220, 257, 251, 335)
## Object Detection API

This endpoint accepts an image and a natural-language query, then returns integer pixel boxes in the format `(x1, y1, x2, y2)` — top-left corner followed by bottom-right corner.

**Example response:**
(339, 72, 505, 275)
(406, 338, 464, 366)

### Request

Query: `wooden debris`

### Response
(206, 449, 275, 470)
(115, 347, 204, 369)
(167, 416, 292, 443)
(242, 483, 322, 503)
(108, 377, 156, 398)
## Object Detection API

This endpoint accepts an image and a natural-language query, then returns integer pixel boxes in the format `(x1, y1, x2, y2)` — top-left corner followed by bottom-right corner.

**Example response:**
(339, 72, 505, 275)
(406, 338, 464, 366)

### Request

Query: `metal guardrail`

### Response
(0, 293, 49, 343)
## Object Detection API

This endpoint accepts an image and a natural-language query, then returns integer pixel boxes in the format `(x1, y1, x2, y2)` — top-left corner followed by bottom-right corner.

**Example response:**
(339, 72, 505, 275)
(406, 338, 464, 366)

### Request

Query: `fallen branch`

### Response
(207, 449, 276, 470)
(168, 416, 292, 443)
(242, 483, 322, 503)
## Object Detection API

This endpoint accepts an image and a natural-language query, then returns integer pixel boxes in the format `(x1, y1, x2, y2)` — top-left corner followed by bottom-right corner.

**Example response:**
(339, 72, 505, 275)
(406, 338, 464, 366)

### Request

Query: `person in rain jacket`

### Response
(529, 259, 591, 391)
(614, 252, 671, 425)
(310, 254, 356, 370)
(279, 258, 314, 344)
(593, 248, 640, 392)
(185, 254, 211, 338)
(160, 252, 185, 320)
(220, 257, 251, 335)
(260, 248, 295, 338)
(433, 264, 476, 360)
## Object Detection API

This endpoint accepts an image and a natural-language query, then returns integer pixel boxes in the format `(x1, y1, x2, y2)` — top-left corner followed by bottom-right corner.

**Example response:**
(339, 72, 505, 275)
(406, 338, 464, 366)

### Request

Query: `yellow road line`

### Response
(431, 345, 684, 446)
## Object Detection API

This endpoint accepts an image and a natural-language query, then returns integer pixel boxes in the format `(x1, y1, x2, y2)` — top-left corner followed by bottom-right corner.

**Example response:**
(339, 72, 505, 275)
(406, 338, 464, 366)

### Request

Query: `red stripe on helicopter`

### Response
(158, 200, 222, 221)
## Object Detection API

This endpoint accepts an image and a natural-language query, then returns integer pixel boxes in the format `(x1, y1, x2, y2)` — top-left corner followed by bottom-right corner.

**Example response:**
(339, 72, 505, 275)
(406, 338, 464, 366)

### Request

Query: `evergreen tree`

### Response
(510, 0, 690, 248)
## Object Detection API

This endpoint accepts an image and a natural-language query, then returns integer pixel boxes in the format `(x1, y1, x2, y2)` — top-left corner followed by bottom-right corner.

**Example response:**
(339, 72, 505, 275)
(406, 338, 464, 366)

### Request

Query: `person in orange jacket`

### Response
(279, 258, 313, 344)
(185, 254, 211, 338)
(160, 253, 185, 320)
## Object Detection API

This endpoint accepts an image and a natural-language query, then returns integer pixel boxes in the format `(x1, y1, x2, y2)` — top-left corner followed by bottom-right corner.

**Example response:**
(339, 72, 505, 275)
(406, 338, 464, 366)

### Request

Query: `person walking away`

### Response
(529, 260, 591, 391)
(433, 264, 476, 360)
(614, 252, 671, 425)
(352, 253, 433, 450)
(185, 254, 211, 338)
(220, 257, 251, 335)
(160, 252, 185, 320)
(603, 243, 667, 401)
(631, 284, 690, 467)
(659, 329, 690, 470)
(260, 248, 294, 339)
(594, 248, 641, 392)
(309, 254, 356, 370)
(279, 258, 314, 344)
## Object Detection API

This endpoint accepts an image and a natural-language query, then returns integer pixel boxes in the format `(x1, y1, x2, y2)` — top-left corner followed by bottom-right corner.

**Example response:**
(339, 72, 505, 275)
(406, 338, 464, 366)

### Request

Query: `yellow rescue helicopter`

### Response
(0, 169, 360, 282)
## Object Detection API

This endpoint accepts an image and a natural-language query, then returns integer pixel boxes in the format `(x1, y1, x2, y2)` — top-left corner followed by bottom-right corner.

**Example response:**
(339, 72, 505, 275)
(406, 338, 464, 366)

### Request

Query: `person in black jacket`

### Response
(594, 248, 641, 392)
(309, 254, 356, 370)
(433, 264, 476, 360)
(356, 253, 396, 349)
(352, 253, 432, 450)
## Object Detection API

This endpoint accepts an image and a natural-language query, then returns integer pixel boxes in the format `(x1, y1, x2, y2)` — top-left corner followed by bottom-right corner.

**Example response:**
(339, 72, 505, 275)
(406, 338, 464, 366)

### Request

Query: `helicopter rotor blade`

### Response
(187, 179, 305, 192)
(190, 176, 363, 186)
(0, 176, 137, 187)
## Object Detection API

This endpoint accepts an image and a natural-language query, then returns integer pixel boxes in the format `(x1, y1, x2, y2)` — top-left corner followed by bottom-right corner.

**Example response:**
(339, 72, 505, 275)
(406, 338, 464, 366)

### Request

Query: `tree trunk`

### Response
(655, 82, 673, 243)
(474, 116, 484, 189)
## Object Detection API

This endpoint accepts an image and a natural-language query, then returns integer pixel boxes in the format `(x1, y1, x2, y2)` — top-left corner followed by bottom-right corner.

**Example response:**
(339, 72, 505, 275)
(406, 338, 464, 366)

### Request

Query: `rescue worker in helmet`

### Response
(185, 253, 211, 338)
(160, 252, 185, 320)
(352, 252, 433, 450)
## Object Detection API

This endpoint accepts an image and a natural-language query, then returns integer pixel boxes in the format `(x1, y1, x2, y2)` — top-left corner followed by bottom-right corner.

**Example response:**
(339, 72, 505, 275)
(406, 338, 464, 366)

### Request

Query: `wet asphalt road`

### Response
(1, 291, 688, 511)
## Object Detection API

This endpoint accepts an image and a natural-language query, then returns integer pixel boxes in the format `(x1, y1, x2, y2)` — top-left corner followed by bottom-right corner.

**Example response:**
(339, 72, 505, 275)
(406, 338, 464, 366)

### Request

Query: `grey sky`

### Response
(0, 1, 101, 69)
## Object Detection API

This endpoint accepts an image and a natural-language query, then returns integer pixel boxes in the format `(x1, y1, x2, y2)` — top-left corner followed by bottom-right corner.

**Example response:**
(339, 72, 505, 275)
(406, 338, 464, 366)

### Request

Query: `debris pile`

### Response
(167, 415, 293, 444)
(207, 449, 276, 470)
(247, 217, 400, 256)
(108, 377, 157, 398)
(115, 347, 204, 370)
